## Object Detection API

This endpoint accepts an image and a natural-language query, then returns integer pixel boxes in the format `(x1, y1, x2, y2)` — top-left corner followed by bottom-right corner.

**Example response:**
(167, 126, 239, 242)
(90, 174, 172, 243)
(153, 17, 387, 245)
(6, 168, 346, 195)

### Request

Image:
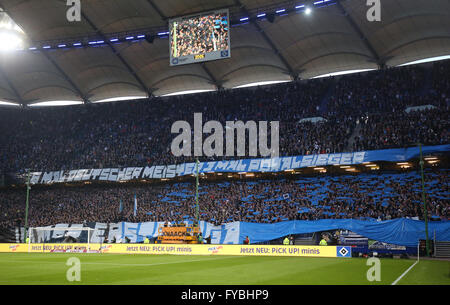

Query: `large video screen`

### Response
(169, 9, 231, 66)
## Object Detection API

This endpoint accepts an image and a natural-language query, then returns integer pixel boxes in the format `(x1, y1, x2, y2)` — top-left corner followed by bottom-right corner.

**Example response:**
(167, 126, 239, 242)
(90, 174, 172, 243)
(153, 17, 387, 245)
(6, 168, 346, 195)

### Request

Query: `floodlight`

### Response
(0, 31, 23, 51)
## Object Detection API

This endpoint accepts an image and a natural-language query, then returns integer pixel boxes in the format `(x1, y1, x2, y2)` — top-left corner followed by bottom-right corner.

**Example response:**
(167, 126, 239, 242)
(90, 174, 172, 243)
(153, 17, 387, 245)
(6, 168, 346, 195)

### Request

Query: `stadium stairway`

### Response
(417, 65, 434, 96)
(0, 227, 16, 243)
(345, 120, 362, 152)
(318, 78, 336, 116)
(434, 241, 450, 258)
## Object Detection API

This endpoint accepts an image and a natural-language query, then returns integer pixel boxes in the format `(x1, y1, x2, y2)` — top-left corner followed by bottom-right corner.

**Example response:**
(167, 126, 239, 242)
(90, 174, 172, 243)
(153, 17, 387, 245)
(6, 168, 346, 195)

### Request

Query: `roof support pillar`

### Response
(336, 0, 385, 68)
(234, 0, 298, 80)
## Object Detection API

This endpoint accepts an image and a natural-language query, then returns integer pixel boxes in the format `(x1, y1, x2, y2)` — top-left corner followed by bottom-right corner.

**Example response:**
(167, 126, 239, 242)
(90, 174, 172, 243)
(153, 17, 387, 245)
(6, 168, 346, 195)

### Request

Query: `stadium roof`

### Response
(0, 0, 449, 105)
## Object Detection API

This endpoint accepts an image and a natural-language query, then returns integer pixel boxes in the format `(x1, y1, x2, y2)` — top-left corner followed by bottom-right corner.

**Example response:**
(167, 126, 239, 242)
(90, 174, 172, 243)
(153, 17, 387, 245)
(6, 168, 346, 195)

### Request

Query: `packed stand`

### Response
(0, 61, 449, 175)
(1, 169, 448, 229)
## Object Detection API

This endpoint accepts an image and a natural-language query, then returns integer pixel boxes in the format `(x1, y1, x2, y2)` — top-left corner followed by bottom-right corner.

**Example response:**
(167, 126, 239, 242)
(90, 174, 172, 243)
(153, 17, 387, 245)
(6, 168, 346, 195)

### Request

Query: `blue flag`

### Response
(133, 194, 137, 217)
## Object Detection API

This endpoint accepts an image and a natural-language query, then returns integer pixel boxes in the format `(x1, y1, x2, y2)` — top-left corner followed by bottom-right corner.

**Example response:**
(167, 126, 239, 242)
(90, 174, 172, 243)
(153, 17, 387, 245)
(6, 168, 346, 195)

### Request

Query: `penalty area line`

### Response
(391, 260, 419, 285)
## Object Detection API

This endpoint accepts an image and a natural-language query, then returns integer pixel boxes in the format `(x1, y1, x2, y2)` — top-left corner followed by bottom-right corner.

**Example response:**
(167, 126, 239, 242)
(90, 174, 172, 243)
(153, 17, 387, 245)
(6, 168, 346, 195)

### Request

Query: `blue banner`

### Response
(239, 218, 450, 247)
(114, 218, 450, 247)
(185, 144, 450, 175)
(29, 144, 449, 184)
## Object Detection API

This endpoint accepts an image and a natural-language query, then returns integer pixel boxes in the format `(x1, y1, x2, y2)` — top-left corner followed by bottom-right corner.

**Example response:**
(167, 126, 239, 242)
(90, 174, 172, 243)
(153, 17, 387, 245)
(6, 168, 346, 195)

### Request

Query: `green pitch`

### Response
(0, 253, 448, 285)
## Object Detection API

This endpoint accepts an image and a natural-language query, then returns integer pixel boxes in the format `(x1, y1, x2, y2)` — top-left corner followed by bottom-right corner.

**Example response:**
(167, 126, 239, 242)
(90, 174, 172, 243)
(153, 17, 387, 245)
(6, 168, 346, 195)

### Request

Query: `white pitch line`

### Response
(391, 260, 419, 285)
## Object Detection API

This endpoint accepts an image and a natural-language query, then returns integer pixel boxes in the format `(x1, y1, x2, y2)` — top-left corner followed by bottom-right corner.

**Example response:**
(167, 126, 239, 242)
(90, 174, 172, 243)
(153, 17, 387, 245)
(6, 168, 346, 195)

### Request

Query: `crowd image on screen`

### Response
(171, 12, 229, 57)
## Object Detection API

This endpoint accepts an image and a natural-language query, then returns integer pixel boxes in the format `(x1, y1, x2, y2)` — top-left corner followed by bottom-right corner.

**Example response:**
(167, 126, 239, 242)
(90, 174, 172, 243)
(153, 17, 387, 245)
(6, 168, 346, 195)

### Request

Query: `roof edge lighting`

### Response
(397, 55, 450, 67)
(28, 101, 83, 107)
(312, 69, 376, 79)
(161, 89, 215, 97)
(0, 100, 20, 106)
(233, 80, 291, 89)
(93, 96, 148, 103)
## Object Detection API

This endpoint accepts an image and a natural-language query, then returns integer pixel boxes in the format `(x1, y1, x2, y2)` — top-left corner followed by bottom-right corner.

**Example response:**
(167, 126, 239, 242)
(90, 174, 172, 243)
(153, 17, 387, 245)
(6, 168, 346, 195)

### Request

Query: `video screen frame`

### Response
(169, 8, 231, 66)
